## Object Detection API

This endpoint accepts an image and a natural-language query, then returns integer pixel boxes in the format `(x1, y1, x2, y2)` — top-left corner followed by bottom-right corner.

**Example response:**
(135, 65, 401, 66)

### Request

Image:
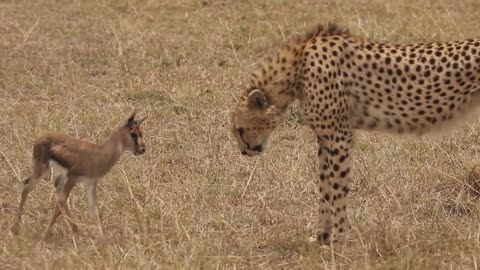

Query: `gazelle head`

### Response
(123, 111, 147, 155)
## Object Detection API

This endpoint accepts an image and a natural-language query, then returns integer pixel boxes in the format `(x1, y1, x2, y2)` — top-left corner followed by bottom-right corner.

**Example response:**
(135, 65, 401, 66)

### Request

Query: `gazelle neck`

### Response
(93, 128, 126, 177)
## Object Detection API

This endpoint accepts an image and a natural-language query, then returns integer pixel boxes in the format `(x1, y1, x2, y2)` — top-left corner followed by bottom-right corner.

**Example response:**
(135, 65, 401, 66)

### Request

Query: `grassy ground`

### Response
(1, 0, 480, 269)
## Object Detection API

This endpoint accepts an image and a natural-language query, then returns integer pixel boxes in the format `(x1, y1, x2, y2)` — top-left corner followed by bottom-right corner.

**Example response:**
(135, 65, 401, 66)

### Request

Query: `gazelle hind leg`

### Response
(12, 161, 49, 234)
(42, 176, 77, 240)
(61, 176, 79, 233)
(54, 174, 79, 233)
(62, 200, 79, 233)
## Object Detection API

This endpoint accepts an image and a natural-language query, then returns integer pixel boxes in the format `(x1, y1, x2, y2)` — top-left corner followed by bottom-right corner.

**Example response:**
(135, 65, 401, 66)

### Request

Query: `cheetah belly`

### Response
(348, 81, 480, 135)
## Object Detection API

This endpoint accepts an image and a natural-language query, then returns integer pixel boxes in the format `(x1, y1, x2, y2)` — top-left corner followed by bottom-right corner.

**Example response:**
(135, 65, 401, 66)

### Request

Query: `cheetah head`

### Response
(230, 89, 285, 156)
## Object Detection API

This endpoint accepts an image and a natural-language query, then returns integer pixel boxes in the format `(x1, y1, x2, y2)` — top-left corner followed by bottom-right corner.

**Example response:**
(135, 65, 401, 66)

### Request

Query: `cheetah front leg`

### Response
(315, 130, 353, 244)
(316, 140, 334, 243)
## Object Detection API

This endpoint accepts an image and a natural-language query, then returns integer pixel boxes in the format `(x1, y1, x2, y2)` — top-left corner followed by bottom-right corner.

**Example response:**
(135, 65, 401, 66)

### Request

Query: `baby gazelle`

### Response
(12, 112, 146, 239)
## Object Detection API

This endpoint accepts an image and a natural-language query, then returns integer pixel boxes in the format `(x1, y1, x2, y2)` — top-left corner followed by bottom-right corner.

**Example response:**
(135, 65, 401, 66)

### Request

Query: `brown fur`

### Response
(37, 130, 129, 177)
(11, 112, 147, 239)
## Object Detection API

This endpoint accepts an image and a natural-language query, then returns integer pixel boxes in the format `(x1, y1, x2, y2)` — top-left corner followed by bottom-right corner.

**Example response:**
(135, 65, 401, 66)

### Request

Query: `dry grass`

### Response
(1, 0, 480, 269)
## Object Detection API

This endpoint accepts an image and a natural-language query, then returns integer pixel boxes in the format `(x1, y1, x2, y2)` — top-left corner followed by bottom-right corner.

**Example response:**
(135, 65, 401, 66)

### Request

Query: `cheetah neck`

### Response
(249, 45, 302, 110)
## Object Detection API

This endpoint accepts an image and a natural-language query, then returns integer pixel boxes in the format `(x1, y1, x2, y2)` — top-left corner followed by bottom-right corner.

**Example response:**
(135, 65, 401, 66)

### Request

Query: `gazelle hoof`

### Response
(10, 224, 20, 235)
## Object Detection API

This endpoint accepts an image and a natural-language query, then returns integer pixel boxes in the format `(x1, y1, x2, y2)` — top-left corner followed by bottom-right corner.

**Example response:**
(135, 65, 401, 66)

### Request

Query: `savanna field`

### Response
(2, 0, 480, 269)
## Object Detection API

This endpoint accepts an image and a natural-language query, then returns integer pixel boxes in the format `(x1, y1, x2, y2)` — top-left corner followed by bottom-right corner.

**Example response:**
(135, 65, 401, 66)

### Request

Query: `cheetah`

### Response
(230, 23, 480, 244)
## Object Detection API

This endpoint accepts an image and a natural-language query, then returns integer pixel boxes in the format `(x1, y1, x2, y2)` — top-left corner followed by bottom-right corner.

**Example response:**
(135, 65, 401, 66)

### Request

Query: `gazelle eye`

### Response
(131, 133, 138, 141)
(238, 127, 245, 136)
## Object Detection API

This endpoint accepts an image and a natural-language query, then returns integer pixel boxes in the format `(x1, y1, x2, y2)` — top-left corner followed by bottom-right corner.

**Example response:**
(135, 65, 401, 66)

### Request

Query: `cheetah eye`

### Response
(237, 127, 245, 136)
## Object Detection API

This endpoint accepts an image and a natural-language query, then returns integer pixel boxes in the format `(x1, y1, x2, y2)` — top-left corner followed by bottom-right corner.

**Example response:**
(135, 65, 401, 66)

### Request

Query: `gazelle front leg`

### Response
(86, 180, 103, 236)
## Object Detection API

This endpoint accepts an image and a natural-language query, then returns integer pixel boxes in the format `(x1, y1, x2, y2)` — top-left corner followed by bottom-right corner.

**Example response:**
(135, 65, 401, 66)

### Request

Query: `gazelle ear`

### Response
(125, 110, 137, 127)
(137, 116, 147, 125)
(248, 89, 268, 109)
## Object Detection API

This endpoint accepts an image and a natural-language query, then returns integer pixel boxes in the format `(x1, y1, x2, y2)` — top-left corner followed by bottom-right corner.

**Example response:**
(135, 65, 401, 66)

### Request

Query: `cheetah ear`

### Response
(248, 89, 268, 109)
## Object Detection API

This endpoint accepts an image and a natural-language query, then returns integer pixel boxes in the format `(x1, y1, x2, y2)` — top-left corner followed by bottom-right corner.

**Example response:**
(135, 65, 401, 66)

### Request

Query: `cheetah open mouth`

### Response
(241, 149, 261, 156)
(135, 148, 146, 155)
(240, 143, 265, 156)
